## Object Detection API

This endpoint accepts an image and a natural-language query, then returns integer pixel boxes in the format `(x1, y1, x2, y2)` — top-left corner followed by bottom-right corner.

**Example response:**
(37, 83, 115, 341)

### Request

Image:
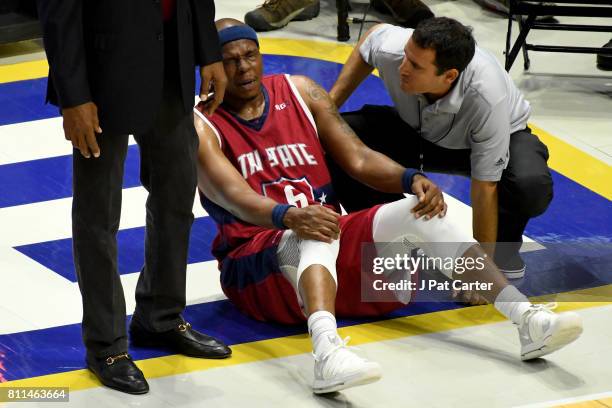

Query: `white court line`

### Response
(0, 118, 139, 166)
(0, 246, 225, 335)
(0, 190, 537, 247)
(0, 186, 208, 246)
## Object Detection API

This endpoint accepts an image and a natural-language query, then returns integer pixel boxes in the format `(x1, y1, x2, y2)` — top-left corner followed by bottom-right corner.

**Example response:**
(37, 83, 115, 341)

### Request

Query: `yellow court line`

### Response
(556, 398, 612, 408)
(0, 59, 48, 84)
(530, 124, 612, 201)
(1, 284, 611, 392)
(260, 37, 353, 64)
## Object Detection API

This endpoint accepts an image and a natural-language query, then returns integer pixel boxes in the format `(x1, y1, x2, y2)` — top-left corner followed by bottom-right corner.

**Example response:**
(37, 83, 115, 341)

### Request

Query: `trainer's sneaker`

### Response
(313, 336, 382, 394)
(518, 303, 583, 361)
(245, 0, 320, 32)
(498, 253, 526, 280)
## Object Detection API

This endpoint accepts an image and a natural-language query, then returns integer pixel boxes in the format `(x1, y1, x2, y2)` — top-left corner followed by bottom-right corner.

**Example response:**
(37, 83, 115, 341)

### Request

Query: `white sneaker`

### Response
(313, 336, 382, 394)
(518, 303, 583, 361)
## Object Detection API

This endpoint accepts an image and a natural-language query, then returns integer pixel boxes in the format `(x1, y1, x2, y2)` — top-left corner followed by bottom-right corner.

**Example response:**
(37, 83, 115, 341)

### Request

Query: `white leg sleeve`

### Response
(372, 196, 477, 278)
(277, 230, 340, 307)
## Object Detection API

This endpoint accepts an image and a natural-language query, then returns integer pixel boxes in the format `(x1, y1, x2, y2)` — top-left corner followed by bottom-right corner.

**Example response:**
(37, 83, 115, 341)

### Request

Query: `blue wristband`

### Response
(402, 168, 426, 194)
(272, 204, 294, 229)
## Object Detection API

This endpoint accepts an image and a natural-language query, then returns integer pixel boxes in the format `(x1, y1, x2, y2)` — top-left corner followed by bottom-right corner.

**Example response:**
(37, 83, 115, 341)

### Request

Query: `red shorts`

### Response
(219, 205, 406, 324)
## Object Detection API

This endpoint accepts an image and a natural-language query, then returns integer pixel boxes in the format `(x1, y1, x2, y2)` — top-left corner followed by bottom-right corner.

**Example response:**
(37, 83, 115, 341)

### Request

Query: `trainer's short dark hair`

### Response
(412, 17, 476, 75)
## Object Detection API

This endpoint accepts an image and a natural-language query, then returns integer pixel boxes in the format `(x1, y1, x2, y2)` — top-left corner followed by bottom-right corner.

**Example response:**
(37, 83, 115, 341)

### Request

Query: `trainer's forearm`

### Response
(329, 28, 378, 108)
(471, 180, 498, 256)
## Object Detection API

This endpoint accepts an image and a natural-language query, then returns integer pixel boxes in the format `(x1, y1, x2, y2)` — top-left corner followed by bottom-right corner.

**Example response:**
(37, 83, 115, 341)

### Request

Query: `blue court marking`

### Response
(14, 216, 218, 282)
(0, 145, 141, 208)
(0, 55, 389, 127)
(0, 78, 59, 126)
(8, 169, 611, 284)
(428, 171, 612, 243)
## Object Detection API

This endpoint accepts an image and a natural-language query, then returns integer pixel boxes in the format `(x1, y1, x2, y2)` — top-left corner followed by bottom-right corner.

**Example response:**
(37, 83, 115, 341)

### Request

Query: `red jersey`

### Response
(197, 74, 340, 261)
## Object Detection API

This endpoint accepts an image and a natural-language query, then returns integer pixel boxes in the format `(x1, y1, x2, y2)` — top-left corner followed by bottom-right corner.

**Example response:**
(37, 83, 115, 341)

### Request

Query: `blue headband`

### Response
(218, 25, 259, 47)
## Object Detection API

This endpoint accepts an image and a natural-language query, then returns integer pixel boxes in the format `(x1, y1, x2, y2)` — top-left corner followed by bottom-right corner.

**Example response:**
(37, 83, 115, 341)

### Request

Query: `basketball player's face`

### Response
(221, 40, 263, 101)
(399, 38, 448, 95)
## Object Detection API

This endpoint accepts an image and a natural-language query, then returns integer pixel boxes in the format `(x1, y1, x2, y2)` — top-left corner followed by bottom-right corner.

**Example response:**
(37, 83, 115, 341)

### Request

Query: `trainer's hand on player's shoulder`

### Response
(283, 205, 341, 243)
(410, 175, 447, 220)
(62, 102, 102, 159)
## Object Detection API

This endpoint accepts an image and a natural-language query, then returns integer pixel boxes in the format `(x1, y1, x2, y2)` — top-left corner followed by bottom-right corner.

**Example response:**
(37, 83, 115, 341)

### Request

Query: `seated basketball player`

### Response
(193, 19, 583, 394)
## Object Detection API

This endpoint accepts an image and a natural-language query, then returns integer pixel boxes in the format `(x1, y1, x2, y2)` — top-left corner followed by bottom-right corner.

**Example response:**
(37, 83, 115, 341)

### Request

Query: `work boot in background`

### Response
(245, 0, 320, 32)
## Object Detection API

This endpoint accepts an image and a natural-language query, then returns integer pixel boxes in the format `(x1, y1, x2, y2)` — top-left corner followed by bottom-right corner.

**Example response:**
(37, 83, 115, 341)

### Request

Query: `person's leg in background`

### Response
(596, 39, 612, 71)
(370, 0, 434, 28)
(244, 0, 320, 32)
(129, 19, 230, 358)
(72, 132, 150, 394)
(244, 0, 434, 33)
(495, 128, 553, 278)
(73, 133, 129, 360)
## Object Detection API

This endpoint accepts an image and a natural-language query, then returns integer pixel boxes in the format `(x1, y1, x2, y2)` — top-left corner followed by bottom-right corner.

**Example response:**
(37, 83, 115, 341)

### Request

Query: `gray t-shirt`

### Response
(360, 24, 531, 181)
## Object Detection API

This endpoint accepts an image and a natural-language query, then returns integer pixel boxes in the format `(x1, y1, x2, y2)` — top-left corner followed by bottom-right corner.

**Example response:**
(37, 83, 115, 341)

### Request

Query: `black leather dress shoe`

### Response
(87, 353, 149, 395)
(130, 320, 232, 359)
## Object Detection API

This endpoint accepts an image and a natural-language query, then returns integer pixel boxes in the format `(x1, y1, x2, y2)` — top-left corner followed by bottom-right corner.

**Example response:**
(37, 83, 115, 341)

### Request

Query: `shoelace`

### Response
(518, 302, 557, 337)
(314, 336, 368, 378)
(261, 0, 282, 11)
(313, 335, 350, 362)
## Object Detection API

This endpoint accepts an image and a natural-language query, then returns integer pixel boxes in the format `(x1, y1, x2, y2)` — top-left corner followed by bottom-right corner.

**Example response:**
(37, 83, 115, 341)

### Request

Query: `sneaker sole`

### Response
(521, 313, 583, 361)
(245, 2, 320, 31)
(313, 365, 382, 394)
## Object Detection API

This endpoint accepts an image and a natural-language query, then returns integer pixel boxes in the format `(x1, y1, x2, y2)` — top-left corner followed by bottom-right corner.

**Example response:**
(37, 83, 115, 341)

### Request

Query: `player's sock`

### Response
(308, 310, 339, 358)
(494, 285, 532, 324)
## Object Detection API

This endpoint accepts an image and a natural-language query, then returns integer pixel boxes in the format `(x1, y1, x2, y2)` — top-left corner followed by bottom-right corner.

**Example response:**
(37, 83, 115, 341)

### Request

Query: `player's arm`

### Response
(194, 112, 340, 242)
(291, 76, 446, 219)
(328, 24, 384, 108)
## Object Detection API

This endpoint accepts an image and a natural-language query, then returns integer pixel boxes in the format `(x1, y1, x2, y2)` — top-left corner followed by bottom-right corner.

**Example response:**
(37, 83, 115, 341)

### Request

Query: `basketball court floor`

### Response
(0, 1, 610, 407)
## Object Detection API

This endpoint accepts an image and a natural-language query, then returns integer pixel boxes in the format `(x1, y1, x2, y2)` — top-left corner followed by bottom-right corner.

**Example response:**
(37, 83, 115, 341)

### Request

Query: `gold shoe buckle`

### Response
(105, 353, 129, 365)
(178, 322, 191, 332)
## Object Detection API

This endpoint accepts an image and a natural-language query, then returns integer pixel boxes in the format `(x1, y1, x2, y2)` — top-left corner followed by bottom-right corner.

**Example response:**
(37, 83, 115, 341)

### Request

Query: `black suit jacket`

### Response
(37, 0, 221, 135)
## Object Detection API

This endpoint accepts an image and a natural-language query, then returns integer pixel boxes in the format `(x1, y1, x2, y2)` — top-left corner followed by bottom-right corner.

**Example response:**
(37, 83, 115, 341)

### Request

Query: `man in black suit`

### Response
(37, 0, 231, 394)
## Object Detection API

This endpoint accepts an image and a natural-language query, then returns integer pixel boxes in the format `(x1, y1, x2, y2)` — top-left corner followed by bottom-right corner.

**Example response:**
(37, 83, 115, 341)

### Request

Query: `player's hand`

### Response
(62, 102, 102, 159)
(452, 289, 488, 305)
(283, 205, 341, 243)
(199, 61, 227, 116)
(411, 175, 447, 219)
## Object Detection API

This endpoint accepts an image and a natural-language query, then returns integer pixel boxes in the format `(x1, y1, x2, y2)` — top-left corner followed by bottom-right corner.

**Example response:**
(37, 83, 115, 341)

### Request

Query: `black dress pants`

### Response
(71, 27, 198, 359)
(327, 105, 553, 266)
